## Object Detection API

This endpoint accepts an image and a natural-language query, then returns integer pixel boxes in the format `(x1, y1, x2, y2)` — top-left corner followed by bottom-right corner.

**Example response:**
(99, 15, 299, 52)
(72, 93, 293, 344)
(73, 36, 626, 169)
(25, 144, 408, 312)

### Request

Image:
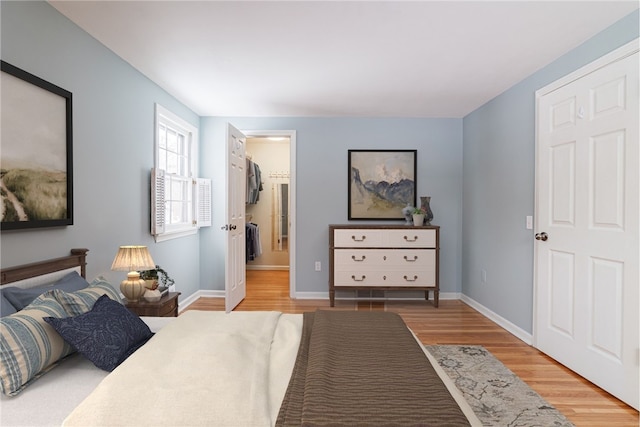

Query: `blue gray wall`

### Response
(200, 117, 464, 295)
(462, 10, 639, 333)
(0, 2, 202, 301)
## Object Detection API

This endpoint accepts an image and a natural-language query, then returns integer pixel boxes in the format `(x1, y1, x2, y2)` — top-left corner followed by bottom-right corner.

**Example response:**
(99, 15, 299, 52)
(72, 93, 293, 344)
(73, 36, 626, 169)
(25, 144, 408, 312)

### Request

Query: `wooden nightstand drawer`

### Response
(158, 295, 178, 316)
(125, 292, 180, 317)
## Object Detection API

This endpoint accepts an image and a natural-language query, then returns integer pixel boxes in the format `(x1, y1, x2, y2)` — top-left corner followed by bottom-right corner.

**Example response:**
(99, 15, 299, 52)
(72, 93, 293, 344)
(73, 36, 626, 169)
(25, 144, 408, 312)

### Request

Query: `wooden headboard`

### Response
(0, 248, 89, 286)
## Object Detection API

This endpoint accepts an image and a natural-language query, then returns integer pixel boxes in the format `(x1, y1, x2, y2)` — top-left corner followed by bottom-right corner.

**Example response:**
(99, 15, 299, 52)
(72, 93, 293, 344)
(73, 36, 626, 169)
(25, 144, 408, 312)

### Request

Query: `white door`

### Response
(535, 42, 639, 409)
(225, 124, 247, 312)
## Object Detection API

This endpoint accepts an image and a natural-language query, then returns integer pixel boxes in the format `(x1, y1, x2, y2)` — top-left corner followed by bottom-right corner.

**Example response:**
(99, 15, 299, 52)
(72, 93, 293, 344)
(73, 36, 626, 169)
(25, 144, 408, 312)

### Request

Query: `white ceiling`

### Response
(49, 1, 639, 118)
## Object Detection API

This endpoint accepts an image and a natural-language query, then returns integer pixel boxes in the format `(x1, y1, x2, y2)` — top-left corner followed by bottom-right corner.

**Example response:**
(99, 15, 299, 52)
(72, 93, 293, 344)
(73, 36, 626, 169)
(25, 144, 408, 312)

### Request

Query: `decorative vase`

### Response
(401, 203, 414, 224)
(412, 214, 425, 226)
(144, 279, 158, 290)
(143, 288, 162, 303)
(420, 196, 434, 225)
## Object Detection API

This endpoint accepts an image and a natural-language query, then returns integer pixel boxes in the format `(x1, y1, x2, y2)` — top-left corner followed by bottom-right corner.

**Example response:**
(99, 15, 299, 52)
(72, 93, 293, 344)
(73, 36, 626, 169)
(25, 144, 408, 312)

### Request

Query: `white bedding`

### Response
(64, 311, 302, 427)
(0, 317, 174, 427)
(2, 311, 480, 427)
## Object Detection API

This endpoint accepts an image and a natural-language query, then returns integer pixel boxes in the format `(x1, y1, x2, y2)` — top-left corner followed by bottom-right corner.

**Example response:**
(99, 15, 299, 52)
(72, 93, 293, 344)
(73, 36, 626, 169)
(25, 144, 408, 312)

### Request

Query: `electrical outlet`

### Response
(481, 270, 487, 283)
(315, 261, 321, 271)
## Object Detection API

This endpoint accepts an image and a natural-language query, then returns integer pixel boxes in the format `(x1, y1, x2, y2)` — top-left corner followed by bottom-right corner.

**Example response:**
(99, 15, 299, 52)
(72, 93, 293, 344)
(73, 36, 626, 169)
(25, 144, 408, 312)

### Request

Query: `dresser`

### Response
(329, 225, 440, 307)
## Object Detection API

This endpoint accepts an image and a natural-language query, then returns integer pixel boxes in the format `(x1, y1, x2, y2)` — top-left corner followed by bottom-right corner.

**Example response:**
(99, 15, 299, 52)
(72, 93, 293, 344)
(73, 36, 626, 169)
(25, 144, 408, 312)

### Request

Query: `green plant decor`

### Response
(138, 265, 175, 288)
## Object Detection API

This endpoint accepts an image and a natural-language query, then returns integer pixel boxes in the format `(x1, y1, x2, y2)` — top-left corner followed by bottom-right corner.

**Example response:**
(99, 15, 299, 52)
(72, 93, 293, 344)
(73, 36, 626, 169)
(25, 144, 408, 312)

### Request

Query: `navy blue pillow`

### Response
(3, 271, 89, 311)
(44, 295, 153, 371)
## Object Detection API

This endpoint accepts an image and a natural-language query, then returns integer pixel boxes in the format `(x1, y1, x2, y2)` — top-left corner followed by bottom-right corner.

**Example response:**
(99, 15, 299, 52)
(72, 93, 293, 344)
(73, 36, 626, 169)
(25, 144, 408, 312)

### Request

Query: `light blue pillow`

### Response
(0, 293, 17, 317)
(53, 277, 122, 317)
(2, 271, 89, 311)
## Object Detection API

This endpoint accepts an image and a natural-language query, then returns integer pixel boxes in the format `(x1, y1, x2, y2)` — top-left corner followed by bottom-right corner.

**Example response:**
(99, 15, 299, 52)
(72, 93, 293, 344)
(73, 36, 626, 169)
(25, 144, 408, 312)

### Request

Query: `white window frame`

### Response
(152, 104, 209, 242)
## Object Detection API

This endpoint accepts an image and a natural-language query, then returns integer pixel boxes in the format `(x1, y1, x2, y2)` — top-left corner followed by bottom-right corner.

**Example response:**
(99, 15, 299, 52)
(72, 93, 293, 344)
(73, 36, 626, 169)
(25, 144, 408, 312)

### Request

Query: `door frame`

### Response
(242, 129, 297, 299)
(533, 38, 639, 346)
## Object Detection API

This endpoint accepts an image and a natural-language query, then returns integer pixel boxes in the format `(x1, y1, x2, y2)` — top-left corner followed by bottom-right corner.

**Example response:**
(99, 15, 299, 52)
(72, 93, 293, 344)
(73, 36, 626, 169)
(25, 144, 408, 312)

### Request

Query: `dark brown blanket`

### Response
(276, 310, 471, 426)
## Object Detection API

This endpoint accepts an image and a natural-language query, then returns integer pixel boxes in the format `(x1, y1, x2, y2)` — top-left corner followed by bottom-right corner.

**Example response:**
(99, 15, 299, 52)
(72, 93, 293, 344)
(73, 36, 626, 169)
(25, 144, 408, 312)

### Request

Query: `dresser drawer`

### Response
(334, 249, 386, 266)
(385, 229, 436, 248)
(333, 229, 384, 247)
(334, 270, 435, 287)
(334, 249, 435, 269)
(333, 228, 436, 248)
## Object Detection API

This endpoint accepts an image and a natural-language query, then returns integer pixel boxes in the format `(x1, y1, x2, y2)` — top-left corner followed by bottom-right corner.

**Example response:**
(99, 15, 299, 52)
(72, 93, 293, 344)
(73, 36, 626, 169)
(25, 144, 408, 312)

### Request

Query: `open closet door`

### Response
(225, 124, 247, 312)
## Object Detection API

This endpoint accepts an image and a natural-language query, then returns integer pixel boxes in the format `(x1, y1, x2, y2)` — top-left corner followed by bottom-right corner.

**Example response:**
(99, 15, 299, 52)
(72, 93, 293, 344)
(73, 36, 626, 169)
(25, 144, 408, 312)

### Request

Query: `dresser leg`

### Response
(329, 289, 335, 307)
(424, 290, 429, 301)
(434, 290, 439, 308)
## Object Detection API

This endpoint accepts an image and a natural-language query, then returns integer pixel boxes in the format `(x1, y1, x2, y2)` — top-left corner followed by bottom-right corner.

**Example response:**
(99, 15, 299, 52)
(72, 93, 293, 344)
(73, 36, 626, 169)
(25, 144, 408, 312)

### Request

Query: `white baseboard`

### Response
(460, 294, 533, 345)
(178, 290, 224, 313)
(180, 290, 461, 307)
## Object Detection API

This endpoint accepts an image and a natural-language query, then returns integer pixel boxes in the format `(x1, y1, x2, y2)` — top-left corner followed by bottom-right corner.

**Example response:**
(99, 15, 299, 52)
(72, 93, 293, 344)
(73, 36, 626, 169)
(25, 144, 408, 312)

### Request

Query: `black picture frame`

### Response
(348, 149, 416, 220)
(1, 61, 73, 230)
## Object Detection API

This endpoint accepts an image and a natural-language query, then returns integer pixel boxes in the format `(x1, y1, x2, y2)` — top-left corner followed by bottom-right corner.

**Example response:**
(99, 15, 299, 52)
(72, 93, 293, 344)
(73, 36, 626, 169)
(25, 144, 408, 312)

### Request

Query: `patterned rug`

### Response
(425, 345, 575, 427)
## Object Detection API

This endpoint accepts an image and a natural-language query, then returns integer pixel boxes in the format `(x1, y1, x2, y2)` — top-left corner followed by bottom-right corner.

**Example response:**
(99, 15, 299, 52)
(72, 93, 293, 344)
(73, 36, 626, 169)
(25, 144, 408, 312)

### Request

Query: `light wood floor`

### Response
(185, 270, 639, 427)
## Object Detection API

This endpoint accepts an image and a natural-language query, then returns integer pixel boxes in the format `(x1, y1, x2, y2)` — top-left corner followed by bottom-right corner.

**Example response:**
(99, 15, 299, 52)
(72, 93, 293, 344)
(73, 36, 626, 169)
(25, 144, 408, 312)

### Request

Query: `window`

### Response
(152, 104, 210, 242)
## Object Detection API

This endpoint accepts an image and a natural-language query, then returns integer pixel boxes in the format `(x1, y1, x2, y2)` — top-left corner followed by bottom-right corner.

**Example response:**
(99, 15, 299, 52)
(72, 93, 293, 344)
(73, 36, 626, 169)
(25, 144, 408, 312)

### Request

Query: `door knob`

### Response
(535, 232, 548, 241)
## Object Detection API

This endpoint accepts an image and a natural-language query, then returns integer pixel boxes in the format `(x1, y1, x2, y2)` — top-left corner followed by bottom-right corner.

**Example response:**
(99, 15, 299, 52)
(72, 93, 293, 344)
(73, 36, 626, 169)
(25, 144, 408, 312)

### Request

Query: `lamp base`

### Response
(121, 271, 146, 302)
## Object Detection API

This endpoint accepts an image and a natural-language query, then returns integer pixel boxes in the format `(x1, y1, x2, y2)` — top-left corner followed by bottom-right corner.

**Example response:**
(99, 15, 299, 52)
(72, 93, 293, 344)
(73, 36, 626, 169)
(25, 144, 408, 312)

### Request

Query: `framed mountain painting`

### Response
(348, 149, 416, 220)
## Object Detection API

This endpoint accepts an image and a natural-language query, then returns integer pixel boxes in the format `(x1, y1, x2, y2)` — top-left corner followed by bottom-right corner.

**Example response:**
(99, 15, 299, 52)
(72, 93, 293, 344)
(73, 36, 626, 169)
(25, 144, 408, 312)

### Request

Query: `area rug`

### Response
(425, 345, 575, 427)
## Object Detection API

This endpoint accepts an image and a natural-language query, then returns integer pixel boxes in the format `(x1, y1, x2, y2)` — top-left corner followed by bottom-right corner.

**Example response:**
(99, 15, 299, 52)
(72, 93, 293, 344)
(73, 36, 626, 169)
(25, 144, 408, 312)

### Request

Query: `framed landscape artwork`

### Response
(1, 61, 73, 230)
(348, 149, 416, 220)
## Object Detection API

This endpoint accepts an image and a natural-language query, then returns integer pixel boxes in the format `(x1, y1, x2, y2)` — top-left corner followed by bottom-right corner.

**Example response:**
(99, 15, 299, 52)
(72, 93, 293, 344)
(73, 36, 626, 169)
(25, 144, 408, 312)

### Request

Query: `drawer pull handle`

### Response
(404, 255, 418, 262)
(351, 255, 366, 262)
(351, 275, 366, 282)
(404, 235, 418, 242)
(351, 235, 366, 242)
(403, 275, 418, 282)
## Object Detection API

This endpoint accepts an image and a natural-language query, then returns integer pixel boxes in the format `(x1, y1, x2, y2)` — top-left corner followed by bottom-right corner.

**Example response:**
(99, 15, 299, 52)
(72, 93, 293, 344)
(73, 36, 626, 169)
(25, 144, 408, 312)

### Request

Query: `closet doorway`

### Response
(243, 130, 296, 299)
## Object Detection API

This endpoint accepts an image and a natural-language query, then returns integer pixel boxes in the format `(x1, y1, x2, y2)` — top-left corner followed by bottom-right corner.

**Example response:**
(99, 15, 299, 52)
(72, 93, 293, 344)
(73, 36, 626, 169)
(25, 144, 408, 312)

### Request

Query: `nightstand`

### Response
(125, 292, 181, 317)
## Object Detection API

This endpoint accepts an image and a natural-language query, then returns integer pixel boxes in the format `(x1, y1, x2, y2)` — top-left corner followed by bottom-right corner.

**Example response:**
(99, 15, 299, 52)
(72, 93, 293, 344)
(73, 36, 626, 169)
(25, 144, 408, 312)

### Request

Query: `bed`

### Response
(1, 249, 481, 427)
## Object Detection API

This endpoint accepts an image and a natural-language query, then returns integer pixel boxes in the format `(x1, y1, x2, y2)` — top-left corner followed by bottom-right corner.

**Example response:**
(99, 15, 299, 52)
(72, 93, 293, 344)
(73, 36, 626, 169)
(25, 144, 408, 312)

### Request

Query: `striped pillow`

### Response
(53, 277, 122, 317)
(0, 292, 74, 396)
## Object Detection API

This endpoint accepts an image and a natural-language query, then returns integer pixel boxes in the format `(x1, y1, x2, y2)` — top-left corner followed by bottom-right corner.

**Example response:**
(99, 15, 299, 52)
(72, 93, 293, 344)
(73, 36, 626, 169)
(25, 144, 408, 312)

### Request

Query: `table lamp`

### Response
(111, 245, 156, 302)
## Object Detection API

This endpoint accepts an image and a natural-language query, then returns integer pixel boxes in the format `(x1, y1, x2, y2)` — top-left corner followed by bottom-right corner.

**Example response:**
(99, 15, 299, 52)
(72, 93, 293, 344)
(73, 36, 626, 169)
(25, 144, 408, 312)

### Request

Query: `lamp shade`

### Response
(111, 246, 156, 272)
(111, 246, 156, 302)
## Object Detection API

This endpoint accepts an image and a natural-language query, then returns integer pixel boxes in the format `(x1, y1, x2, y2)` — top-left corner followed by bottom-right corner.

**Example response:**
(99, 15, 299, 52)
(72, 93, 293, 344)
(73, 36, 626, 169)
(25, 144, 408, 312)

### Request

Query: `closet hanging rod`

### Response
(269, 171, 290, 179)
